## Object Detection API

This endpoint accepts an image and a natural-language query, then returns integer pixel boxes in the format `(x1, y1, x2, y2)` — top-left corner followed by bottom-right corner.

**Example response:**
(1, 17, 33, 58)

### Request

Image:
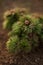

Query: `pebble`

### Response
(35, 58, 40, 62)
(9, 59, 14, 64)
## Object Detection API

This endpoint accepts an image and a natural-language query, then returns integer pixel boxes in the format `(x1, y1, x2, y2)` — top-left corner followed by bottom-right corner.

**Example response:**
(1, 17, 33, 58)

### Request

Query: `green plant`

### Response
(3, 9, 43, 53)
(6, 35, 19, 53)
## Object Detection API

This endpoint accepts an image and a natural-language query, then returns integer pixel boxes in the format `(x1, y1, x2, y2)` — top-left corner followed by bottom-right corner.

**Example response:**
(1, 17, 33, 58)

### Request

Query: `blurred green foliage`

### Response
(3, 9, 43, 53)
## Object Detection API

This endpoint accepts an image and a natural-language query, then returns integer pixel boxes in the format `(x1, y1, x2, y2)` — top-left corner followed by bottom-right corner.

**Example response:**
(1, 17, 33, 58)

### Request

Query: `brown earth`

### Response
(0, 0, 43, 65)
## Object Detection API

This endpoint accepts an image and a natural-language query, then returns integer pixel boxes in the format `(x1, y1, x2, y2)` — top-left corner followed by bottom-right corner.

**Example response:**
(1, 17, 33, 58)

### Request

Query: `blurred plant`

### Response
(3, 8, 43, 54)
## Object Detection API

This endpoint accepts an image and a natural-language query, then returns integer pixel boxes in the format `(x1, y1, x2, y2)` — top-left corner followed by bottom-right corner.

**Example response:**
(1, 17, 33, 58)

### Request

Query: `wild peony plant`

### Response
(3, 9, 43, 53)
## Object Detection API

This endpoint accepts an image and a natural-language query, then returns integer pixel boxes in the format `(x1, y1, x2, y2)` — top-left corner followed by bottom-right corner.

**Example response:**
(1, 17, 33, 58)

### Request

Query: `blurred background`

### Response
(0, 0, 43, 14)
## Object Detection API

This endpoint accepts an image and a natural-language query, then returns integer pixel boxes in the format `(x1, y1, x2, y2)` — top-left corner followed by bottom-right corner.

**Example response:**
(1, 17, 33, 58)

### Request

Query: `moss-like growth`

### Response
(6, 35, 19, 53)
(3, 8, 43, 54)
(3, 13, 19, 30)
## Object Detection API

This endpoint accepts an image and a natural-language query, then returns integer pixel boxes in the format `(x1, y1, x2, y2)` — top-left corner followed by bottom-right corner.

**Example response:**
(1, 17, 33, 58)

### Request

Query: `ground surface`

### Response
(0, 0, 43, 65)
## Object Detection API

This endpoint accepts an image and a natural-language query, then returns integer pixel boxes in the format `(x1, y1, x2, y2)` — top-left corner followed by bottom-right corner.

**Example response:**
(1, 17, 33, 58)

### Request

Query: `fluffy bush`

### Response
(3, 9, 43, 53)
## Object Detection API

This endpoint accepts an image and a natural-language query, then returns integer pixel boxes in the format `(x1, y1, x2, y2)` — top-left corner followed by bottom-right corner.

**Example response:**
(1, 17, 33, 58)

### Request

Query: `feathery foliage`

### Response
(3, 8, 43, 53)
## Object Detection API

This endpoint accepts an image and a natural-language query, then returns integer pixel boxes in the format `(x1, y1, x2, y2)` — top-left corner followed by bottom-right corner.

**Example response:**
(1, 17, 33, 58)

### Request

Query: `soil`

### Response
(0, 0, 43, 65)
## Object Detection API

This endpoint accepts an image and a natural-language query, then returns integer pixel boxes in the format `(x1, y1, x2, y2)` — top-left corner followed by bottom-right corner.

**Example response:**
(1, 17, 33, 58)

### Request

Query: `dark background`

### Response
(0, 0, 43, 14)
